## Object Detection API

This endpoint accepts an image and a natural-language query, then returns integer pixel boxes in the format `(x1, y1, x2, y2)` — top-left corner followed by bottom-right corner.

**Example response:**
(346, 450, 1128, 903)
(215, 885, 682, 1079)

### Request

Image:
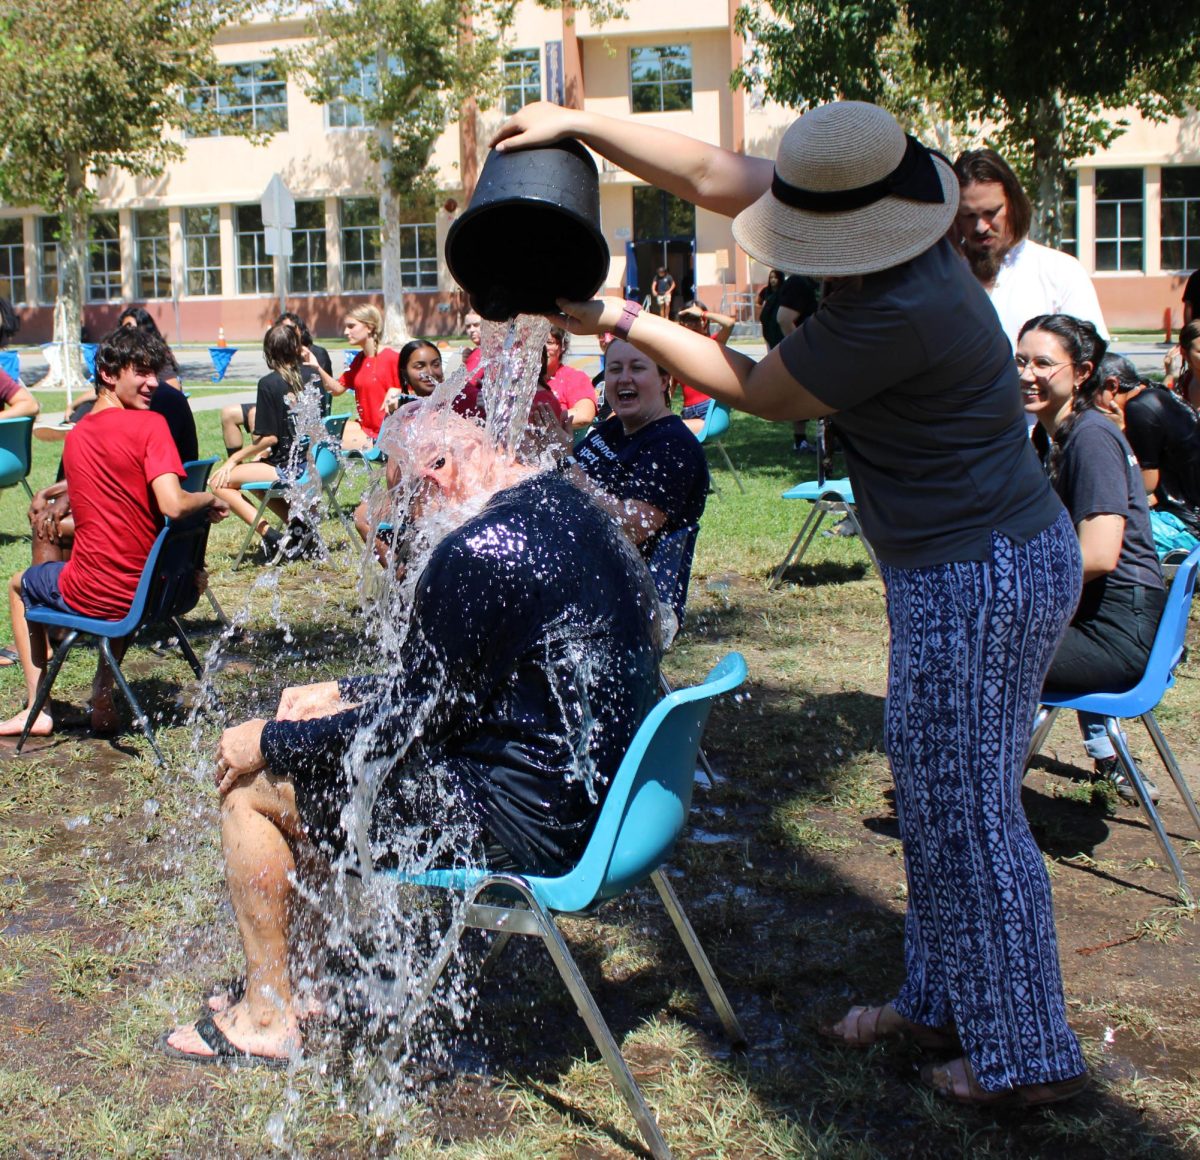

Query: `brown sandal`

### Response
(818, 1003, 961, 1052)
(920, 1057, 1089, 1108)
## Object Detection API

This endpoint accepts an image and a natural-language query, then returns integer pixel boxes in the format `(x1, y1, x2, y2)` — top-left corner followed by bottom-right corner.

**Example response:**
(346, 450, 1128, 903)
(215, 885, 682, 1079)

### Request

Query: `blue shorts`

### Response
(20, 561, 80, 616)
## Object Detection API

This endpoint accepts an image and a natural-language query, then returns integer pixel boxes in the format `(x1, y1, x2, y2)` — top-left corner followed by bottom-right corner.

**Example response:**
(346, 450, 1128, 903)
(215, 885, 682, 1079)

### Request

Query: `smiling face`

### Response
(404, 346, 444, 395)
(101, 362, 158, 410)
(604, 339, 671, 435)
(1015, 327, 1089, 432)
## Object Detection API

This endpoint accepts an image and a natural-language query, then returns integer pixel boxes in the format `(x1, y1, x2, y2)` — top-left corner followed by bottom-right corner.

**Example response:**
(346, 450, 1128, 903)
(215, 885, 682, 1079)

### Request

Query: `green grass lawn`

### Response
(1, 405, 1199, 1157)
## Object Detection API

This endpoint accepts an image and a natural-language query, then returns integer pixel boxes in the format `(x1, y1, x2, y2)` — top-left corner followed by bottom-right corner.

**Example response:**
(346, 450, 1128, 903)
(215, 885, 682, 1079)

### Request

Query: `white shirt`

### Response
(988, 238, 1109, 351)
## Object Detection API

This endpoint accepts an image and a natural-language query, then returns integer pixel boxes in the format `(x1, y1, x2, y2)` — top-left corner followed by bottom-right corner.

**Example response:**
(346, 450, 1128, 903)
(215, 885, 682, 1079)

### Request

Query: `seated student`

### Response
(1101, 353, 1200, 557)
(671, 302, 736, 434)
(211, 323, 319, 561)
(303, 305, 400, 451)
(572, 338, 709, 571)
(162, 405, 662, 1067)
(220, 312, 333, 455)
(0, 366, 38, 420)
(1021, 315, 1166, 802)
(544, 327, 597, 430)
(0, 328, 227, 738)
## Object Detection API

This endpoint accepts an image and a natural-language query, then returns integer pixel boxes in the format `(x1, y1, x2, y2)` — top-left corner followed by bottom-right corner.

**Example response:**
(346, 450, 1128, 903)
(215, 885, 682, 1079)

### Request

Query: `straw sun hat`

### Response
(732, 101, 959, 278)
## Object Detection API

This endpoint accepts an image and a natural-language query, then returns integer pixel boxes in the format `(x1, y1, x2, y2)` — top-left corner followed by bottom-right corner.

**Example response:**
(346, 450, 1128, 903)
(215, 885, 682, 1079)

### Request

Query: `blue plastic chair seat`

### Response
(771, 476, 879, 586)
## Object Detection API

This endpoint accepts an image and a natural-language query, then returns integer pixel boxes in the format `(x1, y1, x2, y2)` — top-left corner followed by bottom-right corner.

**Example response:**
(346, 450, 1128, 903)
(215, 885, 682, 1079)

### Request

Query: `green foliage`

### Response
(733, 0, 1200, 243)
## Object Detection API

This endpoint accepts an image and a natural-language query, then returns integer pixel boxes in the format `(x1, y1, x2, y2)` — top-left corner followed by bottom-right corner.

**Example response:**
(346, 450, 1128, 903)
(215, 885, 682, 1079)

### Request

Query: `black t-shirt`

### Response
(575, 414, 710, 560)
(1054, 409, 1163, 594)
(259, 471, 663, 875)
(150, 384, 198, 464)
(653, 274, 674, 295)
(254, 367, 320, 468)
(308, 342, 333, 376)
(777, 275, 819, 322)
(1183, 269, 1200, 313)
(1123, 385, 1200, 511)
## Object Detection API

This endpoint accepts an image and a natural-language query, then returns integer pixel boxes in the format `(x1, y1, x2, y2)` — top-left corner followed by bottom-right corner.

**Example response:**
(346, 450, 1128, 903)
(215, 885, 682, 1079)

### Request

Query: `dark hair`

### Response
(95, 327, 169, 389)
(548, 326, 570, 356)
(1020, 313, 1108, 475)
(274, 310, 313, 347)
(116, 306, 178, 373)
(953, 149, 1032, 244)
(767, 269, 784, 288)
(1097, 352, 1141, 394)
(263, 322, 303, 393)
(0, 296, 20, 347)
(1180, 320, 1200, 351)
(398, 339, 441, 390)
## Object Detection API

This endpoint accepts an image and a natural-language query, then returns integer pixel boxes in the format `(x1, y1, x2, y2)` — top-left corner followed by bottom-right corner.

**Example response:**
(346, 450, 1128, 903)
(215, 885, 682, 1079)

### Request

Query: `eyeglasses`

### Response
(1014, 355, 1071, 374)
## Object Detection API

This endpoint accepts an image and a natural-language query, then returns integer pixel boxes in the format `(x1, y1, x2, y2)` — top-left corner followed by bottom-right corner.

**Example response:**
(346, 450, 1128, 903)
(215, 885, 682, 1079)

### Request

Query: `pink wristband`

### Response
(613, 299, 642, 341)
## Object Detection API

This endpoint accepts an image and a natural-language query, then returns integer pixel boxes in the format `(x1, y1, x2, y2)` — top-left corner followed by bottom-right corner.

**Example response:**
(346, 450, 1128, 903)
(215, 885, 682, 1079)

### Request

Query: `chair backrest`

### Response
(1140, 545, 1200, 696)
(695, 399, 730, 444)
(141, 513, 214, 626)
(313, 441, 342, 485)
(181, 456, 219, 494)
(323, 414, 350, 440)
(533, 652, 747, 912)
(0, 415, 33, 485)
(648, 523, 699, 627)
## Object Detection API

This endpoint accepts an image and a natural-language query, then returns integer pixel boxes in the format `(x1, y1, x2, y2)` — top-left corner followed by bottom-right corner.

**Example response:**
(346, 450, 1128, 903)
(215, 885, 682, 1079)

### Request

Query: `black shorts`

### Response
(241, 402, 254, 427)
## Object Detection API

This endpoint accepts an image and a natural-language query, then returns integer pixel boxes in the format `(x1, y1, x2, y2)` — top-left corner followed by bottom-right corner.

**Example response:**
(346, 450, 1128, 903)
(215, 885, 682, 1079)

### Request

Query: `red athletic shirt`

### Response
(341, 347, 401, 440)
(59, 409, 185, 620)
(463, 345, 484, 389)
(677, 332, 717, 409)
(546, 364, 597, 412)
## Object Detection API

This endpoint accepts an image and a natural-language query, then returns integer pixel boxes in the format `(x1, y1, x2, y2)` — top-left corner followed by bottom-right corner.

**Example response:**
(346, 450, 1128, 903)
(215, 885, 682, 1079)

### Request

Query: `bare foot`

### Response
(165, 1000, 298, 1065)
(0, 708, 53, 737)
(207, 983, 324, 1022)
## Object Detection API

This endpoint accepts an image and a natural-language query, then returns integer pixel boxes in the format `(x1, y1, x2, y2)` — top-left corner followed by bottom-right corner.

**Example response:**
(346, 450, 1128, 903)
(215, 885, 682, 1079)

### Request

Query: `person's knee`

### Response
(8, 570, 24, 600)
(220, 404, 242, 425)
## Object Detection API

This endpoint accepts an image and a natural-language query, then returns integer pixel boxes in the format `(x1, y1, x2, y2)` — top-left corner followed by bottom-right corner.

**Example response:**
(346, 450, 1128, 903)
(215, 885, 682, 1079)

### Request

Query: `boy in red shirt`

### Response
(1, 328, 228, 739)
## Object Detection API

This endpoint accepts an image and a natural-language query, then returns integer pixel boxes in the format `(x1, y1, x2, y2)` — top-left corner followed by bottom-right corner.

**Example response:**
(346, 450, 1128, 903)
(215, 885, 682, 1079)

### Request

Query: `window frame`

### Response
(87, 212, 122, 303)
(341, 198, 383, 293)
(234, 205, 275, 296)
(37, 217, 60, 304)
(1093, 168, 1144, 274)
(134, 209, 171, 300)
(629, 44, 693, 114)
(396, 222, 438, 291)
(289, 201, 328, 294)
(187, 61, 288, 136)
(183, 206, 222, 297)
(0, 219, 26, 304)
(1160, 166, 1200, 273)
(503, 48, 542, 116)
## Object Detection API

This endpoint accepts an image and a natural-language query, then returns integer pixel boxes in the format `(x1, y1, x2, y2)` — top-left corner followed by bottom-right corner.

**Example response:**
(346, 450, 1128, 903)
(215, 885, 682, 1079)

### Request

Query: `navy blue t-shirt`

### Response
(574, 414, 709, 560)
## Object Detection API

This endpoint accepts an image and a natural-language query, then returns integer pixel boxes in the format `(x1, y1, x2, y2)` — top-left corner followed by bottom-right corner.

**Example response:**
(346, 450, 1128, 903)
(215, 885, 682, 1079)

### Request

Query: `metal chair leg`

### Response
(713, 440, 746, 494)
(1107, 719, 1192, 903)
(170, 617, 206, 680)
(20, 478, 33, 502)
(99, 637, 167, 768)
(15, 631, 79, 754)
(1025, 705, 1059, 772)
(1141, 711, 1200, 836)
(205, 588, 231, 627)
(651, 870, 746, 1049)
(479, 930, 514, 976)
(231, 492, 275, 569)
(532, 895, 673, 1160)
(769, 505, 826, 589)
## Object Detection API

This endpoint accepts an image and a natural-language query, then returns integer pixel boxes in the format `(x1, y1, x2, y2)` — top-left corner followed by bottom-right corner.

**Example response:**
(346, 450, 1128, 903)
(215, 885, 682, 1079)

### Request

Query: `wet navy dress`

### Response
(260, 472, 663, 875)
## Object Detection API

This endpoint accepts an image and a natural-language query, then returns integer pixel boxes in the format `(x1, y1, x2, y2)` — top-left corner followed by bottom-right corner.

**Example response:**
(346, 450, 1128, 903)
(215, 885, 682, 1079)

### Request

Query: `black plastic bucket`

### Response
(445, 139, 610, 321)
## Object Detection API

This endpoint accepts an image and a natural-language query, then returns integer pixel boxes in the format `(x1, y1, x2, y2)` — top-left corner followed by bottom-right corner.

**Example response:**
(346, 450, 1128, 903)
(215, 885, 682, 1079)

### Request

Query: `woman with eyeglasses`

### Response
(1020, 314, 1166, 802)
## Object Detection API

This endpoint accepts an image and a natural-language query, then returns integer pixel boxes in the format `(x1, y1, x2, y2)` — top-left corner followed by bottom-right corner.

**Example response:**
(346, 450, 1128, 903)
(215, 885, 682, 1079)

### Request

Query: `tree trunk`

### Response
(376, 50, 411, 349)
(42, 193, 88, 407)
(1029, 94, 1067, 248)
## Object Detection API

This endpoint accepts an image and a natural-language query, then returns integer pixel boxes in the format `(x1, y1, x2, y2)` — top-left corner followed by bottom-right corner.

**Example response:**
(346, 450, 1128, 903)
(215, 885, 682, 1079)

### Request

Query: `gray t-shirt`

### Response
(779, 238, 1063, 568)
(1054, 408, 1163, 594)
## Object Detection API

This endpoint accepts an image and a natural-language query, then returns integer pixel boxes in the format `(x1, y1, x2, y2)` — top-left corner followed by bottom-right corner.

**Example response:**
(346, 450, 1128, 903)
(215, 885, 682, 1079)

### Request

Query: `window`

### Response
(188, 62, 288, 135)
(235, 205, 274, 295)
(37, 217, 60, 302)
(0, 220, 25, 303)
(1094, 168, 1143, 272)
(1161, 167, 1200, 272)
(630, 45, 692, 113)
(183, 206, 221, 296)
(87, 213, 122, 302)
(633, 187, 695, 240)
(326, 59, 378, 129)
(134, 209, 171, 299)
(341, 198, 382, 292)
(290, 201, 327, 293)
(397, 223, 438, 290)
(503, 49, 541, 116)
(1058, 182, 1077, 259)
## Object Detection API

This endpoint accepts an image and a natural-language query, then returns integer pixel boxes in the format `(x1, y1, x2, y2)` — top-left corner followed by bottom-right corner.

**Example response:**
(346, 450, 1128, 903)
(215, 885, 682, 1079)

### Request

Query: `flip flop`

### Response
(0, 647, 18, 667)
(920, 1057, 1089, 1108)
(160, 1013, 292, 1070)
(818, 1003, 961, 1052)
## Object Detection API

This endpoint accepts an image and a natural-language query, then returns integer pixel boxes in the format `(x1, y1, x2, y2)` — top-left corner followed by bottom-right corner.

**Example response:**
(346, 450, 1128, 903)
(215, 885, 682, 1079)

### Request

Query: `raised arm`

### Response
(492, 102, 774, 219)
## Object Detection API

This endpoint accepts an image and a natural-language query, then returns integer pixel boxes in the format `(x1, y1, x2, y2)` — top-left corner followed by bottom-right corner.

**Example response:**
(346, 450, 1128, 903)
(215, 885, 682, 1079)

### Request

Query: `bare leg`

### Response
(212, 463, 283, 537)
(683, 417, 705, 435)
(341, 420, 372, 451)
(0, 571, 53, 736)
(220, 403, 252, 457)
(166, 773, 308, 1059)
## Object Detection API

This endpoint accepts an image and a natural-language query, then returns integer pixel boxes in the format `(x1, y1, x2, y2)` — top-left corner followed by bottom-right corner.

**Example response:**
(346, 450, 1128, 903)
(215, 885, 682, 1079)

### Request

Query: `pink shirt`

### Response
(546, 364, 596, 412)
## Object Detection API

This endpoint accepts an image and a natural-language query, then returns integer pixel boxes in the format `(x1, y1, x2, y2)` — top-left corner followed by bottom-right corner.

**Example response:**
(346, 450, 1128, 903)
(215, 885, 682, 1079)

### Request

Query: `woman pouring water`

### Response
(494, 100, 1088, 1107)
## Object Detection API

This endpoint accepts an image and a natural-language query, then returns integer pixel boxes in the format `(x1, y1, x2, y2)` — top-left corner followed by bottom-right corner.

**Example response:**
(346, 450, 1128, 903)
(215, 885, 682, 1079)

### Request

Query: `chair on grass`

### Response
(231, 441, 356, 568)
(1026, 546, 1200, 903)
(380, 652, 748, 1160)
(769, 477, 879, 588)
(0, 415, 35, 504)
(15, 513, 215, 767)
(693, 400, 745, 494)
(181, 457, 230, 627)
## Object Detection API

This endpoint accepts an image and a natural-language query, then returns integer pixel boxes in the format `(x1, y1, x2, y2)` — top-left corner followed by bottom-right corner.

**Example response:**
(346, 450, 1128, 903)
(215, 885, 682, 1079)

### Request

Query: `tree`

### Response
(0, 0, 244, 399)
(734, 0, 1200, 243)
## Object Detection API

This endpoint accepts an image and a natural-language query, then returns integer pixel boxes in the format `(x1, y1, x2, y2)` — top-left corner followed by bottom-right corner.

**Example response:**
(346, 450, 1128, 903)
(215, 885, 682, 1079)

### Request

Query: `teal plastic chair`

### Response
(0, 350, 19, 380)
(693, 400, 745, 494)
(15, 513, 214, 767)
(1027, 546, 1200, 902)
(231, 441, 356, 568)
(769, 476, 879, 587)
(0, 415, 35, 503)
(380, 652, 748, 1160)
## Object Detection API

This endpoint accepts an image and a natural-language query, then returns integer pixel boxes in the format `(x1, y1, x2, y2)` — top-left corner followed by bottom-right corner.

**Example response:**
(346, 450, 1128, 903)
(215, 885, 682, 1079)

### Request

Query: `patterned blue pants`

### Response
(882, 509, 1087, 1091)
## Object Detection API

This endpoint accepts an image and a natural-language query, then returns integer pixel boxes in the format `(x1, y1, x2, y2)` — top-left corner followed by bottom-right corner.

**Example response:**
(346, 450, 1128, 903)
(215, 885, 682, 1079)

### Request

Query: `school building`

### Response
(0, 4, 1195, 342)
